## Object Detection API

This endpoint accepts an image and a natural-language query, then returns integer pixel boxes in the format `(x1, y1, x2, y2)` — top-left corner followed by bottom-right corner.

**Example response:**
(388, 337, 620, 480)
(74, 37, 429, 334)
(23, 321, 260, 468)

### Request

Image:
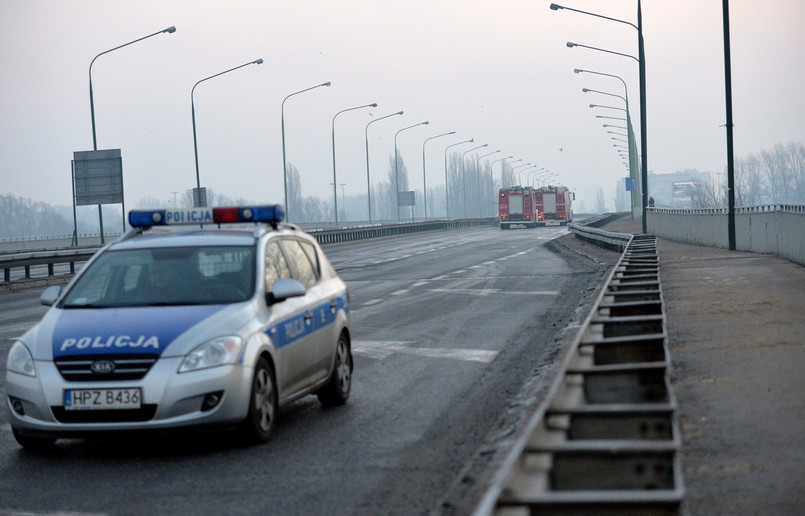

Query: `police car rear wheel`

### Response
(317, 332, 352, 407)
(239, 357, 278, 443)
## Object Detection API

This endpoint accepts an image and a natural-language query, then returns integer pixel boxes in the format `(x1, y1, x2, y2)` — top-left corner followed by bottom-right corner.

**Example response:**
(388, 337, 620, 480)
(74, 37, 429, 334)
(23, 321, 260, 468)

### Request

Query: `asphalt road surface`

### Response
(0, 226, 615, 515)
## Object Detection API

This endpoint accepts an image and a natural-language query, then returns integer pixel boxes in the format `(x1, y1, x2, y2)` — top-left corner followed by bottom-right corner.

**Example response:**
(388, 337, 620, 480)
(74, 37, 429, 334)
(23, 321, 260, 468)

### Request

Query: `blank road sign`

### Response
(73, 149, 123, 206)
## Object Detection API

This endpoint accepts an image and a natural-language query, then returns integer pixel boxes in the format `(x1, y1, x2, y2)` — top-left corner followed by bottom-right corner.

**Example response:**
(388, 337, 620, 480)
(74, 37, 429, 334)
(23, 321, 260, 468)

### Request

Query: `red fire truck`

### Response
(534, 185, 574, 226)
(498, 187, 544, 230)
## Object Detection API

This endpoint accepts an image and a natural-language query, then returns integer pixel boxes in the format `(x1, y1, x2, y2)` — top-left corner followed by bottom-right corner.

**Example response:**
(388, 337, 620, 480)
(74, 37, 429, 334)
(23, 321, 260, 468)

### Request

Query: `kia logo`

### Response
(91, 360, 115, 374)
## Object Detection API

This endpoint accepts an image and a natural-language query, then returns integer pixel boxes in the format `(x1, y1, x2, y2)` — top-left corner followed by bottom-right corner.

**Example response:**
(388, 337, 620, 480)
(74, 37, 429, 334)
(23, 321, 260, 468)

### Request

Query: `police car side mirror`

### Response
(40, 285, 62, 306)
(267, 278, 306, 305)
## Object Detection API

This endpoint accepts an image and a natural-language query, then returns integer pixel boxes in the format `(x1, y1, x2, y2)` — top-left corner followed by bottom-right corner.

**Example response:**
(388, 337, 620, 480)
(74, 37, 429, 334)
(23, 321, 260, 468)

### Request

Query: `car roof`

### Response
(109, 225, 314, 251)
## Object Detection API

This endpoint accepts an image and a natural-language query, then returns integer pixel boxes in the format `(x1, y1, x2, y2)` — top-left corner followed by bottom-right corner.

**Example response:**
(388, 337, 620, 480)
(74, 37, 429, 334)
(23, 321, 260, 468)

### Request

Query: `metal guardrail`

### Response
(474, 233, 684, 515)
(0, 218, 497, 286)
(1, 248, 99, 284)
(568, 222, 632, 252)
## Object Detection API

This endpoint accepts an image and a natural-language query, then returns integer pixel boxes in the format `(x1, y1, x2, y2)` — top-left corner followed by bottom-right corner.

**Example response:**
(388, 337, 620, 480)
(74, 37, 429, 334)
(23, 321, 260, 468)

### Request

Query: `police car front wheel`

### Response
(12, 427, 57, 450)
(238, 357, 278, 443)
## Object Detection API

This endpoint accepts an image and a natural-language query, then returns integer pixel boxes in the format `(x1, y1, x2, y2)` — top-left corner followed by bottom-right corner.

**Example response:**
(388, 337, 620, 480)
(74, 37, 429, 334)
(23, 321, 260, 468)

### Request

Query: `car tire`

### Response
(317, 332, 352, 408)
(12, 427, 56, 450)
(238, 357, 278, 444)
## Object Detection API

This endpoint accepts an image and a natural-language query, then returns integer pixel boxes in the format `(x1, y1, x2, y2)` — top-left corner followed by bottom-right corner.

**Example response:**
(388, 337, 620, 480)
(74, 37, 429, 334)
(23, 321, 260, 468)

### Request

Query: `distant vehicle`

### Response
(498, 186, 544, 230)
(534, 185, 574, 226)
(6, 205, 352, 448)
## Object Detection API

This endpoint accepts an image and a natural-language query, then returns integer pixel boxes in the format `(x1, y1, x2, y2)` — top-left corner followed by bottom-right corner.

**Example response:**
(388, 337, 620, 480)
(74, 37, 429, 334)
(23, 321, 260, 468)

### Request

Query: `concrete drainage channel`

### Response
(474, 233, 684, 515)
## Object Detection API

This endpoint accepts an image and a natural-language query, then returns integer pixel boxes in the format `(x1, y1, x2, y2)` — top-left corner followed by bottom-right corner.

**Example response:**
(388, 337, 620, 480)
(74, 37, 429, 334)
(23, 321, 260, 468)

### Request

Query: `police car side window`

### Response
(279, 239, 318, 289)
(299, 241, 320, 276)
(264, 242, 292, 292)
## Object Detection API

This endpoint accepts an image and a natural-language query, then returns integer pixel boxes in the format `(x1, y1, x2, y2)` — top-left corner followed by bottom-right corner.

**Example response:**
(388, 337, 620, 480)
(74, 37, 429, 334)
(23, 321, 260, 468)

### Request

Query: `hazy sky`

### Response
(2, 0, 803, 214)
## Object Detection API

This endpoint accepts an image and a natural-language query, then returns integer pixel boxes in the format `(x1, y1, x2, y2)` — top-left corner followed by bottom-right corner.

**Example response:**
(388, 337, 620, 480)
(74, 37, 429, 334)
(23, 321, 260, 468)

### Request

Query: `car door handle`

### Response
(329, 299, 338, 309)
(304, 311, 314, 321)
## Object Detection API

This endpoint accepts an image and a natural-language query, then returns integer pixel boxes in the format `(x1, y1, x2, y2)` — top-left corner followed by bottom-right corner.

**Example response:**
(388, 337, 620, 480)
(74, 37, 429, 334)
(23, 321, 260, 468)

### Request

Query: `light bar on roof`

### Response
(128, 205, 284, 229)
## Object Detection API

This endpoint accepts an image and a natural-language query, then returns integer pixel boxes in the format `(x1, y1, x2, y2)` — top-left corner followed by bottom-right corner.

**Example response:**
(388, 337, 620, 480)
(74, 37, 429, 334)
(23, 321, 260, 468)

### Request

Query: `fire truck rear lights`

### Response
(128, 205, 285, 228)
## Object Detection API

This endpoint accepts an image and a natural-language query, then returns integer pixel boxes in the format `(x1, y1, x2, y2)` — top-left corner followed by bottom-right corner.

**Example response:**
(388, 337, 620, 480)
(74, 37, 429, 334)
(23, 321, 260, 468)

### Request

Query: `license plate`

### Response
(64, 388, 142, 410)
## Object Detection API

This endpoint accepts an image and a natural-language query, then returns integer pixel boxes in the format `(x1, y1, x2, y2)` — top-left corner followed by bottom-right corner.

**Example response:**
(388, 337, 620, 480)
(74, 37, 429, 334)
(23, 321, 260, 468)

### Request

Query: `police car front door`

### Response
(277, 239, 334, 393)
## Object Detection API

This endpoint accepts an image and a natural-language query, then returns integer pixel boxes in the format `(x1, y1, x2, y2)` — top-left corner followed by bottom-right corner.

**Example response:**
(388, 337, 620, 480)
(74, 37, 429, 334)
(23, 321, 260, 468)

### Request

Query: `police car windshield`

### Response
(62, 246, 255, 308)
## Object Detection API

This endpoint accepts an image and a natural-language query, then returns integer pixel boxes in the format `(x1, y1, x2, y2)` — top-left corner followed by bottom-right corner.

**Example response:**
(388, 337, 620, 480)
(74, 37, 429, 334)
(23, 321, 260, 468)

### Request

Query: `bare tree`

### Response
(595, 188, 607, 213)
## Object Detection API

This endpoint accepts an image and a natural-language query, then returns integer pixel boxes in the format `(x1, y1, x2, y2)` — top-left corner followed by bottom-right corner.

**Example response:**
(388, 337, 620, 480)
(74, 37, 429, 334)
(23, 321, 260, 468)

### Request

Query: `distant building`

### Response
(648, 169, 712, 208)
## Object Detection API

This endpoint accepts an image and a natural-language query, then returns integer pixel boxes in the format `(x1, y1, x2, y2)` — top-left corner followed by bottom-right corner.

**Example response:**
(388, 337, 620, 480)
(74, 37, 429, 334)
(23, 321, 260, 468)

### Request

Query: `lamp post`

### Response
(282, 81, 330, 222)
(365, 110, 403, 223)
(394, 121, 429, 220)
(553, 1, 648, 233)
(90, 26, 176, 151)
(577, 68, 639, 219)
(566, 41, 639, 63)
(332, 102, 377, 225)
(490, 156, 513, 185)
(422, 131, 456, 219)
(87, 25, 176, 242)
(192, 58, 263, 208)
(583, 87, 626, 105)
(526, 167, 546, 185)
(510, 163, 531, 185)
(590, 103, 626, 113)
(444, 139, 474, 218)
(535, 172, 557, 187)
(501, 158, 523, 187)
(474, 149, 500, 217)
(461, 144, 487, 218)
(722, 0, 736, 250)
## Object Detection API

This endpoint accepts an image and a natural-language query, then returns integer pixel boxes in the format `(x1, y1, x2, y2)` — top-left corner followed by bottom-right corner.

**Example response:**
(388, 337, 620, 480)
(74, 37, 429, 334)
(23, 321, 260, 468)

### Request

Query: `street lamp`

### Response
(192, 58, 263, 207)
(365, 110, 403, 223)
(475, 149, 500, 217)
(554, 1, 648, 232)
(332, 102, 377, 224)
(394, 121, 429, 220)
(501, 158, 524, 187)
(422, 131, 456, 219)
(526, 167, 546, 184)
(509, 163, 531, 188)
(566, 41, 639, 63)
(490, 156, 514, 189)
(519, 166, 538, 185)
(444, 139, 474, 218)
(87, 25, 176, 242)
(583, 87, 627, 104)
(461, 144, 488, 218)
(282, 81, 331, 221)
(89, 26, 176, 151)
(590, 103, 626, 113)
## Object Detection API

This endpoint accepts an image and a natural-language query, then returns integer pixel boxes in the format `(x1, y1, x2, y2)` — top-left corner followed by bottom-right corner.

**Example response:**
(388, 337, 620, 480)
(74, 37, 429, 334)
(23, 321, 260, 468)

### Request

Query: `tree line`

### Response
(693, 141, 805, 208)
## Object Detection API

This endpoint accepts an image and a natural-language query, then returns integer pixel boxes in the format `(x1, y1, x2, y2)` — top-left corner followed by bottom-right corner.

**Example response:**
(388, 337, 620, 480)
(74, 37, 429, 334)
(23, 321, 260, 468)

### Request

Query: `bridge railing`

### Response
(647, 204, 805, 266)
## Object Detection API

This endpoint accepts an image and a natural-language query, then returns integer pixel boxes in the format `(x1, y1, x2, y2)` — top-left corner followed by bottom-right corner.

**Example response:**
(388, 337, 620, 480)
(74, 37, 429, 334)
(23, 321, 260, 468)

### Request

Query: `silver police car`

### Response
(6, 205, 352, 448)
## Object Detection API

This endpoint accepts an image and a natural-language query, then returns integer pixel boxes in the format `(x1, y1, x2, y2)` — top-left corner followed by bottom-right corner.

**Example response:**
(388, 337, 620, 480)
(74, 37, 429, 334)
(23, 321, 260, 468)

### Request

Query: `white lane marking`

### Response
(353, 341, 497, 363)
(362, 299, 383, 306)
(412, 281, 429, 287)
(390, 289, 409, 296)
(423, 288, 560, 296)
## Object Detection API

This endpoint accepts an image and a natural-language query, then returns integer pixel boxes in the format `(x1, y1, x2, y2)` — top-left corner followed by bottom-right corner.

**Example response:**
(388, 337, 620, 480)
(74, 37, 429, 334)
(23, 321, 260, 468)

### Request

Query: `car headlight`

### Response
(7, 341, 36, 377)
(178, 336, 243, 373)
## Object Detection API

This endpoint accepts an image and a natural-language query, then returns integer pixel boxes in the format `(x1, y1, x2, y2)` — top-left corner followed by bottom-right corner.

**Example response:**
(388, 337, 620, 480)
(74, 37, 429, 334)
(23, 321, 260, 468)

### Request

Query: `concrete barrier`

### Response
(647, 205, 805, 266)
